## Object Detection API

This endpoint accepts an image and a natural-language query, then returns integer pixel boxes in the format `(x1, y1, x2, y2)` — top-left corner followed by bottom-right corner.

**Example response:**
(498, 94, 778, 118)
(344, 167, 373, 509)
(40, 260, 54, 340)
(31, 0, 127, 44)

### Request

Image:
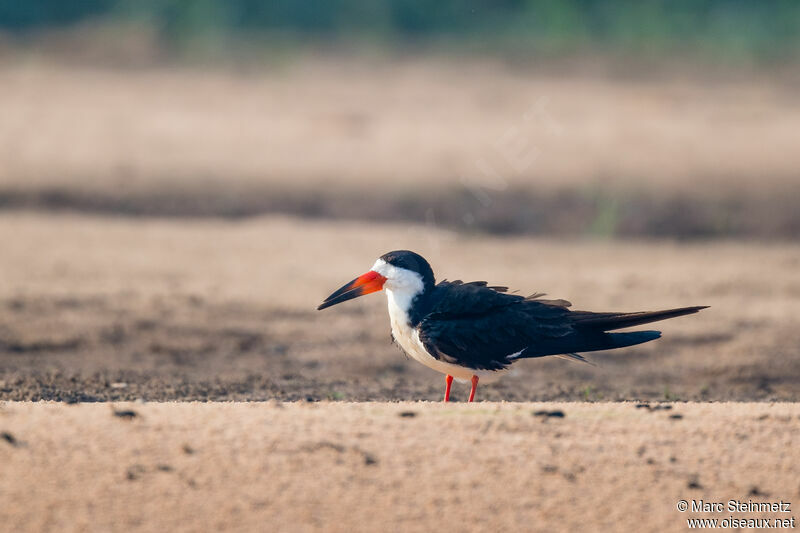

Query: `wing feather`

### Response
(417, 281, 573, 371)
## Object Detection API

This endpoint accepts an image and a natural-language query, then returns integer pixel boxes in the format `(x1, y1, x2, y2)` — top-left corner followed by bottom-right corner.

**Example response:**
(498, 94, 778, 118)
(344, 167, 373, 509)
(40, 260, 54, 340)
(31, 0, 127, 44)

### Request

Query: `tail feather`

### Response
(572, 306, 708, 331)
(518, 305, 705, 360)
(521, 330, 661, 359)
(554, 353, 597, 366)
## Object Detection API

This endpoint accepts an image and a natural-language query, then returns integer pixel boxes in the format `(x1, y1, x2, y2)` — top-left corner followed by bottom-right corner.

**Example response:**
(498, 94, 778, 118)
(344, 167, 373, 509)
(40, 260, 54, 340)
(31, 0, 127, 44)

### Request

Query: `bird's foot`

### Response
(444, 374, 453, 402)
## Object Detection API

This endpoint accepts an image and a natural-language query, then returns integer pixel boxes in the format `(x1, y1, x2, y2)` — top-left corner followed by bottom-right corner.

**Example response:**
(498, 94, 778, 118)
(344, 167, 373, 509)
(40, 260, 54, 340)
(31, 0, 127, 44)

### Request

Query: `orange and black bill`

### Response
(317, 271, 387, 310)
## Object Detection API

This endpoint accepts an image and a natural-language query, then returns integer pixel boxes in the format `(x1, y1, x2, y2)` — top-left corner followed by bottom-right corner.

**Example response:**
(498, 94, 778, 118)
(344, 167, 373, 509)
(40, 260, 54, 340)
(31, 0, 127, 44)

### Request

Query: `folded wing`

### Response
(417, 280, 706, 370)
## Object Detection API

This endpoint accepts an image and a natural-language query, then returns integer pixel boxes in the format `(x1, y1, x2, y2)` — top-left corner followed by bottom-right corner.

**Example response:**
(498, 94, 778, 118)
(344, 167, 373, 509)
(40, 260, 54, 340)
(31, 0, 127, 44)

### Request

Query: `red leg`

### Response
(468, 375, 479, 402)
(444, 374, 453, 402)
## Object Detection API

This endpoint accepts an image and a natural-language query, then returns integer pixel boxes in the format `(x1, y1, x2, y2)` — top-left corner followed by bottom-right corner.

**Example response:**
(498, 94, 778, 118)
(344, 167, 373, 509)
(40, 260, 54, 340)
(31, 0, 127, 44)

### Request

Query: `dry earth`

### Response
(1, 212, 798, 402)
(1, 56, 798, 533)
(1, 60, 798, 237)
(2, 59, 797, 192)
(1, 401, 798, 533)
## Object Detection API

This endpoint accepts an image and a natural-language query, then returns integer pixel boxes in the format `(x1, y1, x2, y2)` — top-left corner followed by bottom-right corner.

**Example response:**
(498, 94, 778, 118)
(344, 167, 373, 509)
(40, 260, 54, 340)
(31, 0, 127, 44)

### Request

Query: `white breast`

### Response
(385, 289, 498, 380)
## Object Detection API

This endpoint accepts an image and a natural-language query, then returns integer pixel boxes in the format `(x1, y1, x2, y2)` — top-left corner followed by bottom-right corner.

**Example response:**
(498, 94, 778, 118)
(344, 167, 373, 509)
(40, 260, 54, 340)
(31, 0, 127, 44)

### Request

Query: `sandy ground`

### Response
(1, 401, 798, 533)
(1, 212, 798, 402)
(1, 60, 798, 238)
(1, 59, 797, 192)
(0, 56, 798, 533)
(1, 54, 798, 533)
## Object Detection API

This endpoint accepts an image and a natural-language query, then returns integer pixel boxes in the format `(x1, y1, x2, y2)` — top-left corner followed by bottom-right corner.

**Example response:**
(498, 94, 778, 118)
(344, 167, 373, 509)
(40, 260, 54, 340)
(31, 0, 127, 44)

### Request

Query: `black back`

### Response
(417, 282, 573, 370)
(413, 279, 706, 371)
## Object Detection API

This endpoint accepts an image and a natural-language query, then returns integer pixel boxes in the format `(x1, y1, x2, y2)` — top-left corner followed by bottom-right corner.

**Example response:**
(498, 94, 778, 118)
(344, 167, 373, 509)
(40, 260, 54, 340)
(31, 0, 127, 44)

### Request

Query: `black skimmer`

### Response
(317, 250, 707, 402)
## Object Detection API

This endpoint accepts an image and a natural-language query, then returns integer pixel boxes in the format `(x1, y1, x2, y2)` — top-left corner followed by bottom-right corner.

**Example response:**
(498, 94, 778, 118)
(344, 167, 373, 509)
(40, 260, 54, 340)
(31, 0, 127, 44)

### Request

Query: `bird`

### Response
(317, 250, 707, 402)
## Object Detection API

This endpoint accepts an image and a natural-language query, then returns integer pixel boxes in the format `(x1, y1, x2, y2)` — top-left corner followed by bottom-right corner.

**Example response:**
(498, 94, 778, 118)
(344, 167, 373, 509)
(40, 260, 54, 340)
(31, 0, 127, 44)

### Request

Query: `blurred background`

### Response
(0, 1, 798, 402)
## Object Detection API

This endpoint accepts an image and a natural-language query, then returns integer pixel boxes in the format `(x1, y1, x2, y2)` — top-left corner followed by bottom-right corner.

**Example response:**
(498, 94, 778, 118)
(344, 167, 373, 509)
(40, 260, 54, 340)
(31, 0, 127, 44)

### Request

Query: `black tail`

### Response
(520, 306, 707, 359)
(571, 306, 708, 331)
(520, 329, 661, 358)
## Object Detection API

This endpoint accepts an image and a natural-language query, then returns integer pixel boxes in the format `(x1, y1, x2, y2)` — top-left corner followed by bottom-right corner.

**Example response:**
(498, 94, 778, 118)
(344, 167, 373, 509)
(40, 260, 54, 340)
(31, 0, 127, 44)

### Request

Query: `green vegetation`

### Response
(1, 0, 799, 62)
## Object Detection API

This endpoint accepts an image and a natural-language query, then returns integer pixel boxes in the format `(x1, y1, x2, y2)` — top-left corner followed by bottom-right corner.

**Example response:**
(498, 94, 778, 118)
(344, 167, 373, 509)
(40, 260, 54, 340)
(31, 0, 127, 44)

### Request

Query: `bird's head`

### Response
(317, 250, 434, 310)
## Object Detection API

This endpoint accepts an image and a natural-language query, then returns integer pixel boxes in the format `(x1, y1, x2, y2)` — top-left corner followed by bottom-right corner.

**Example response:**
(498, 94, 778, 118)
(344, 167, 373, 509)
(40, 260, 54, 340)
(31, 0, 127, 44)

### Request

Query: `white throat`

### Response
(385, 288, 417, 322)
(371, 258, 426, 324)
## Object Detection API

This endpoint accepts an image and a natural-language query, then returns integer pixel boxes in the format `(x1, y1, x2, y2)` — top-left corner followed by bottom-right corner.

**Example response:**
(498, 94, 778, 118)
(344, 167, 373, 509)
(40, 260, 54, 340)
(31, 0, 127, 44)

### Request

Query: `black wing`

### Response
(416, 281, 573, 371)
(417, 281, 706, 371)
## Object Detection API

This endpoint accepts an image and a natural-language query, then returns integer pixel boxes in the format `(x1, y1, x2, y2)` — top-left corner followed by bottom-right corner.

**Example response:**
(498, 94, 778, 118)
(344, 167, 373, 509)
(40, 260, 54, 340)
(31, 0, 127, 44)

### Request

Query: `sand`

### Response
(1, 213, 798, 402)
(1, 59, 797, 193)
(1, 401, 798, 533)
(1, 60, 799, 238)
(1, 57, 798, 533)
